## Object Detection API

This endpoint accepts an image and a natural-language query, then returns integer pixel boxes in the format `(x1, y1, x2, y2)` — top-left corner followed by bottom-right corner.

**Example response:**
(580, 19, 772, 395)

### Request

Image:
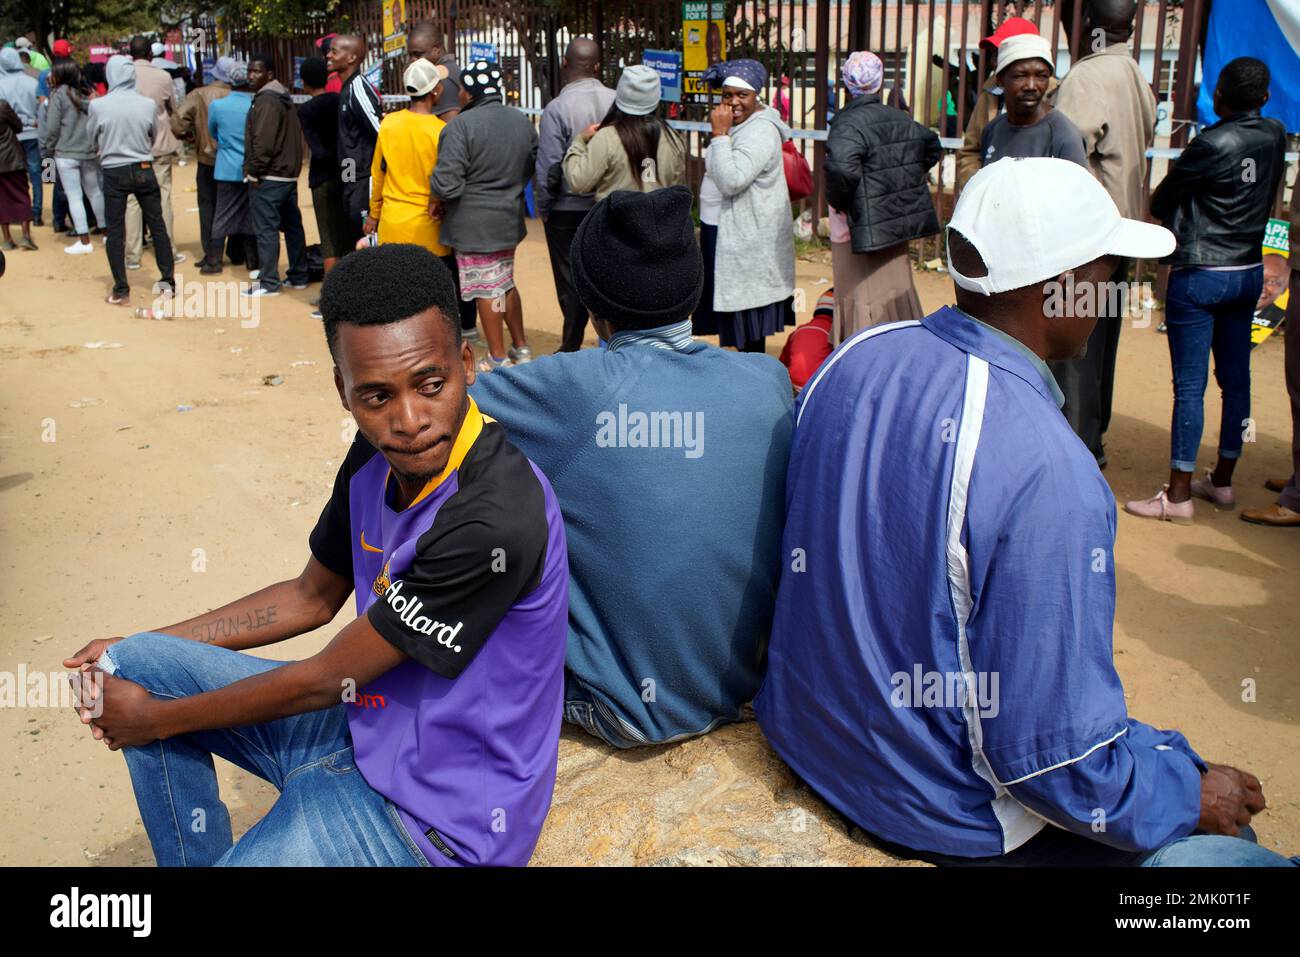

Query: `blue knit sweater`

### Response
(470, 332, 793, 743)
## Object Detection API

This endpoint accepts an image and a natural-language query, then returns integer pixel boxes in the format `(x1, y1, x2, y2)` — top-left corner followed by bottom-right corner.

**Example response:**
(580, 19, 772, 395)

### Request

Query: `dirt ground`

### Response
(1, 160, 1296, 866)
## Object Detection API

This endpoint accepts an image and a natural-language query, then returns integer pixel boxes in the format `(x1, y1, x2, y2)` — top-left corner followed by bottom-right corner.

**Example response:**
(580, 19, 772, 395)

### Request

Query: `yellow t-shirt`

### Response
(369, 109, 450, 256)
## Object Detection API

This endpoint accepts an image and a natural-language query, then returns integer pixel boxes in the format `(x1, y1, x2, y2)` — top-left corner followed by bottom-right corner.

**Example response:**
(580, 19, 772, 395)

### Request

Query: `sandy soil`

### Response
(1, 160, 1296, 866)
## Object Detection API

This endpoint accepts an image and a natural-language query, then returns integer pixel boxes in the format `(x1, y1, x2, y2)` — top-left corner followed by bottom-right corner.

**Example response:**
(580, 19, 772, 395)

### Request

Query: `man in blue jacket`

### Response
(755, 158, 1289, 866)
(472, 185, 792, 748)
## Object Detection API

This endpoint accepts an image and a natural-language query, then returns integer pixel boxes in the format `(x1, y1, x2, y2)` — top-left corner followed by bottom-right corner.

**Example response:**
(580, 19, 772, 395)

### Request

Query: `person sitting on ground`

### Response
(755, 157, 1292, 867)
(778, 289, 835, 393)
(64, 242, 569, 867)
(561, 63, 686, 204)
(471, 185, 793, 748)
(429, 59, 538, 372)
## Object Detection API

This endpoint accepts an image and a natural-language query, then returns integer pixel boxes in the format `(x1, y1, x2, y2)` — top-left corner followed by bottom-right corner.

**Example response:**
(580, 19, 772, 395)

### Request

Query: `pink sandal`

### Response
(1124, 485, 1194, 525)
(1190, 469, 1236, 510)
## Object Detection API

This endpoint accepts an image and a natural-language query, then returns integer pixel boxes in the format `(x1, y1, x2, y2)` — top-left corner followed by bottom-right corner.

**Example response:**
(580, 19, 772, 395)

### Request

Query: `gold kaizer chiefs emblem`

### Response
(372, 560, 391, 597)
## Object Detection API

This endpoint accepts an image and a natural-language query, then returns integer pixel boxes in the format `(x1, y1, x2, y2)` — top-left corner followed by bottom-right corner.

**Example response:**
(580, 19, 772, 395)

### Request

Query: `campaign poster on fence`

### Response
(1252, 217, 1291, 347)
(643, 49, 682, 102)
(682, 1, 725, 105)
(382, 0, 407, 60)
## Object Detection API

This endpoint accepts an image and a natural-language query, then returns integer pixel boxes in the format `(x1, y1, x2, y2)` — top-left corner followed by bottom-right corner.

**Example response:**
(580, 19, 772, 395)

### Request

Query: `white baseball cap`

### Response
(995, 33, 1054, 76)
(404, 58, 448, 97)
(947, 157, 1175, 295)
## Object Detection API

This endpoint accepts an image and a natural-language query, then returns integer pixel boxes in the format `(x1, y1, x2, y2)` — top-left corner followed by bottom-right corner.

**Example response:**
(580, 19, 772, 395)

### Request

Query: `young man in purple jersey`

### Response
(64, 244, 569, 866)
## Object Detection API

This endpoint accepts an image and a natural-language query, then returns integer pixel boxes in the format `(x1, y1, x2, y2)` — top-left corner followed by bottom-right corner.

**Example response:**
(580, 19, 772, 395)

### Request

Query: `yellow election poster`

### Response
(382, 0, 407, 60)
(682, 1, 726, 104)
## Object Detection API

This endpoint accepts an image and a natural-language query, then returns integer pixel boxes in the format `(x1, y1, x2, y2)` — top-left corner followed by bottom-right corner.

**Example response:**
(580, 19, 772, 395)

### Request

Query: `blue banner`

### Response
(469, 41, 498, 63)
(1198, 0, 1300, 133)
(642, 49, 682, 103)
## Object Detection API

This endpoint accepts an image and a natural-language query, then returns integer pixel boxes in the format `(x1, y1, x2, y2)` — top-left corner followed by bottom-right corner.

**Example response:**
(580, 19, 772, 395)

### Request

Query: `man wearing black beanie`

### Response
(471, 185, 794, 749)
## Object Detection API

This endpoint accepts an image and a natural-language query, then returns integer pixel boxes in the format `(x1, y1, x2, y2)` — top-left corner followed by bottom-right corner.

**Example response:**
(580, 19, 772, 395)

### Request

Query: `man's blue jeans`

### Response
(249, 179, 308, 293)
(1164, 266, 1263, 472)
(100, 632, 428, 867)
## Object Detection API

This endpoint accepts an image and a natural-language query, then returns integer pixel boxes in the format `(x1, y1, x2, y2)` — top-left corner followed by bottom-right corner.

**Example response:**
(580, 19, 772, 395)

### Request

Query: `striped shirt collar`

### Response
(606, 320, 695, 354)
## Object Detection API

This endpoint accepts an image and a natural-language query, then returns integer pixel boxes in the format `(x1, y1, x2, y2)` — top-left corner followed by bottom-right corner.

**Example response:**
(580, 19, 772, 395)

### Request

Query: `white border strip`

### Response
(945, 354, 1044, 854)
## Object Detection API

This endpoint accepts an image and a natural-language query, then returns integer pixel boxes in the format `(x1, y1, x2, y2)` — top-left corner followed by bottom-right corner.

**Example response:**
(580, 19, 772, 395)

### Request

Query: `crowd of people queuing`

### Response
(7, 0, 1294, 868)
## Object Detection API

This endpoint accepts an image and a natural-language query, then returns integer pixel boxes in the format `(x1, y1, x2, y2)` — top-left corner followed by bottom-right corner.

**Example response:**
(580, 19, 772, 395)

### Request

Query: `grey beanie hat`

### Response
(615, 64, 660, 116)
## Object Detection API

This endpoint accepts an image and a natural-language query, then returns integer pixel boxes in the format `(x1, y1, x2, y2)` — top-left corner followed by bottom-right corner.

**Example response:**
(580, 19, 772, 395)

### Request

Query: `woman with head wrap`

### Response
(692, 58, 796, 354)
(822, 51, 942, 343)
(429, 59, 539, 370)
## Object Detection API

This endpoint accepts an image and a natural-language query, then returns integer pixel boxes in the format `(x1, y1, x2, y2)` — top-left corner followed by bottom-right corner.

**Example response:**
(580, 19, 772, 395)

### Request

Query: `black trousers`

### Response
(543, 209, 590, 352)
(196, 162, 220, 263)
(250, 180, 308, 293)
(340, 176, 369, 256)
(1048, 258, 1131, 464)
(439, 253, 482, 332)
(102, 163, 173, 296)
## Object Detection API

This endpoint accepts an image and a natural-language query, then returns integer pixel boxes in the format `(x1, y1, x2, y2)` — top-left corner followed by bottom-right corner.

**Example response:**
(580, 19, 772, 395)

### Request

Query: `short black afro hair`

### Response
(300, 56, 328, 89)
(320, 244, 461, 357)
(248, 51, 275, 73)
(1218, 57, 1271, 113)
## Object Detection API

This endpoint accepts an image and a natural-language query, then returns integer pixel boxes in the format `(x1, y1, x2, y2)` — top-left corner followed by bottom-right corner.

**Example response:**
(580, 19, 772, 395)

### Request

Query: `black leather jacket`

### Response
(824, 93, 942, 254)
(1149, 110, 1286, 268)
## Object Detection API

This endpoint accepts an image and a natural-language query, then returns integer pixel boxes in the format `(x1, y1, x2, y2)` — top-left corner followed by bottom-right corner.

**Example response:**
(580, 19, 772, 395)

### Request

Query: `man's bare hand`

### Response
(1198, 763, 1265, 836)
(63, 636, 123, 670)
(86, 672, 163, 750)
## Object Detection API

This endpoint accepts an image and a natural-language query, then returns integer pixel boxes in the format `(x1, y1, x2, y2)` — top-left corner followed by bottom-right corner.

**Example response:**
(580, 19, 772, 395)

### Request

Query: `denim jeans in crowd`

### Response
(1164, 266, 1263, 472)
(21, 138, 41, 219)
(99, 632, 428, 867)
(101, 162, 173, 297)
(562, 670, 648, 749)
(250, 178, 308, 293)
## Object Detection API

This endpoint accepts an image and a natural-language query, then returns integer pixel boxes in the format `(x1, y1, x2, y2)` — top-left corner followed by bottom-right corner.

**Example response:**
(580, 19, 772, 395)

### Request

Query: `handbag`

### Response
(783, 140, 813, 201)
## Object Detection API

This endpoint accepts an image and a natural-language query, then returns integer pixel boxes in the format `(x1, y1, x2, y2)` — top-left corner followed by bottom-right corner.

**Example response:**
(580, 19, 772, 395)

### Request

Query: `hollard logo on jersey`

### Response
(382, 580, 464, 652)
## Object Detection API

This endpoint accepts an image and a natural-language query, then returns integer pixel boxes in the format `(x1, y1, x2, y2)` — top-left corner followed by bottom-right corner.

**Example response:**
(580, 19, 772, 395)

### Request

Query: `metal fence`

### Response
(177, 0, 1292, 272)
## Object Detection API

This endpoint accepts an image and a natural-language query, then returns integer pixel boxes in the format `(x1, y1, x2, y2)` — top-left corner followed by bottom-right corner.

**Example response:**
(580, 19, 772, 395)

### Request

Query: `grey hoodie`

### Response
(40, 84, 95, 160)
(0, 47, 38, 141)
(86, 56, 156, 168)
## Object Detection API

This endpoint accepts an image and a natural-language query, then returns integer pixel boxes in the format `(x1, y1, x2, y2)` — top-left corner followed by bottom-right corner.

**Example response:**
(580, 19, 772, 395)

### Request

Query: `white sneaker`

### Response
(174, 252, 187, 264)
(249, 269, 261, 281)
(507, 344, 533, 364)
(126, 262, 142, 270)
(240, 285, 280, 298)
(64, 241, 94, 255)
(476, 355, 513, 373)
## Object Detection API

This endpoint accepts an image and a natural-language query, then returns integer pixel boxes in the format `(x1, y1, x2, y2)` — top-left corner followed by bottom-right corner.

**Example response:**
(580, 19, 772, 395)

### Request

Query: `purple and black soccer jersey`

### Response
(309, 398, 568, 866)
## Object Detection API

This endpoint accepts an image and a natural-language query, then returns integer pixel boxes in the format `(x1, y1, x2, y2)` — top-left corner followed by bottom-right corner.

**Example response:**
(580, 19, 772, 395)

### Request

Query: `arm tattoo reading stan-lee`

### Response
(193, 605, 280, 643)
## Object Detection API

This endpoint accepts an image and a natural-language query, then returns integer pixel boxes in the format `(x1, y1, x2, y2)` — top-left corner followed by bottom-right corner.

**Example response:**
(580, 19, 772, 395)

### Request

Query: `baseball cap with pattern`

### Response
(947, 158, 1174, 295)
